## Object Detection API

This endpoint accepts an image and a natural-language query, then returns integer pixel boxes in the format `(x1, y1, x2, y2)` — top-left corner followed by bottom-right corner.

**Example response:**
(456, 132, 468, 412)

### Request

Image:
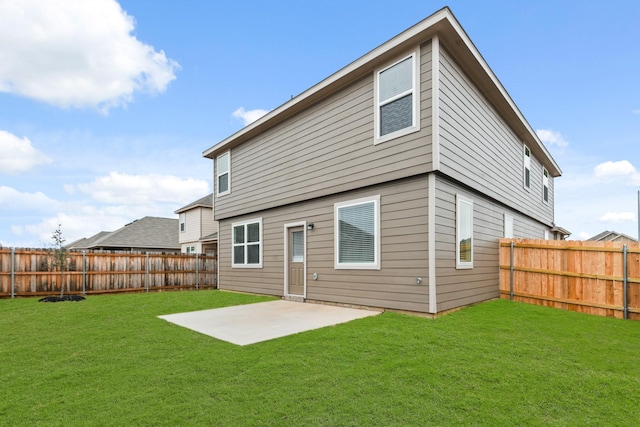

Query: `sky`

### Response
(1, 0, 639, 248)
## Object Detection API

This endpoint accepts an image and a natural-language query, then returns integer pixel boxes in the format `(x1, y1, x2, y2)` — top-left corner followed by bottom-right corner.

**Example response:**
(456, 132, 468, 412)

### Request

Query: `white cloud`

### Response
(0, 0, 179, 112)
(0, 186, 59, 211)
(593, 160, 640, 185)
(536, 129, 569, 148)
(74, 171, 209, 205)
(0, 130, 52, 174)
(599, 212, 636, 223)
(232, 107, 269, 126)
(633, 109, 640, 115)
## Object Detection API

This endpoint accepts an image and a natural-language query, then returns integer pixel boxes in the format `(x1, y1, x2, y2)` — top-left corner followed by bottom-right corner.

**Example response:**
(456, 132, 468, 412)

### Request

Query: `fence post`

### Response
(195, 253, 199, 290)
(10, 247, 15, 299)
(623, 244, 629, 320)
(82, 250, 86, 295)
(145, 252, 150, 293)
(509, 241, 515, 301)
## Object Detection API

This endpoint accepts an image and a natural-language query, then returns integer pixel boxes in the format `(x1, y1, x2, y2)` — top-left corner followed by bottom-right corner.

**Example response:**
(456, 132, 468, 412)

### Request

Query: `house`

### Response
(587, 230, 638, 244)
(174, 193, 218, 255)
(68, 216, 180, 253)
(202, 7, 564, 314)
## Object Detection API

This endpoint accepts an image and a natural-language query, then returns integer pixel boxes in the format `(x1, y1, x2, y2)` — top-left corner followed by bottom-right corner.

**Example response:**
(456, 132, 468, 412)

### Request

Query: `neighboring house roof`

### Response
(587, 230, 638, 243)
(203, 6, 561, 178)
(69, 217, 179, 251)
(174, 193, 213, 214)
(201, 232, 218, 242)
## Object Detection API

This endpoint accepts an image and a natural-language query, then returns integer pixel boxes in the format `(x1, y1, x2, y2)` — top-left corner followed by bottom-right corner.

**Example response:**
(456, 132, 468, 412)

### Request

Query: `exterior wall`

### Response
(437, 46, 554, 226)
(218, 176, 431, 312)
(434, 175, 552, 312)
(215, 42, 434, 221)
(201, 208, 217, 238)
(179, 209, 202, 244)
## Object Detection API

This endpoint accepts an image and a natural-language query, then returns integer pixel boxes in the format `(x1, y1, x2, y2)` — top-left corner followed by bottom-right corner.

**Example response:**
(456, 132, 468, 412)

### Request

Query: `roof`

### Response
(201, 232, 218, 242)
(587, 230, 638, 243)
(203, 6, 561, 178)
(69, 216, 179, 250)
(174, 193, 213, 214)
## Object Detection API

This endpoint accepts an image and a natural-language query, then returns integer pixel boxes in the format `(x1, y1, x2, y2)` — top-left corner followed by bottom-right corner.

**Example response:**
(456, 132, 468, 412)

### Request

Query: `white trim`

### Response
(374, 51, 420, 145)
(231, 217, 262, 268)
(428, 173, 437, 314)
(283, 221, 307, 298)
(334, 195, 381, 270)
(431, 36, 441, 171)
(216, 151, 231, 197)
(455, 194, 473, 269)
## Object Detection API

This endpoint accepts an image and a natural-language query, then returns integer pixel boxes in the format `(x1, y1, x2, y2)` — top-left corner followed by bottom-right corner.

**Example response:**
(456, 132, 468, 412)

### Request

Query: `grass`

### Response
(1, 291, 639, 426)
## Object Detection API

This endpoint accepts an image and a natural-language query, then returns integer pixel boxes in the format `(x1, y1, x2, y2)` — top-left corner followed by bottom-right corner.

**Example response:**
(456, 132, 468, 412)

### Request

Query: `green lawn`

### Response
(1, 291, 639, 426)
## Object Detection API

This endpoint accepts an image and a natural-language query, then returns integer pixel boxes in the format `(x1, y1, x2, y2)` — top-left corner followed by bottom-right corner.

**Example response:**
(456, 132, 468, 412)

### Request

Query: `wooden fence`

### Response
(499, 239, 640, 320)
(0, 248, 217, 298)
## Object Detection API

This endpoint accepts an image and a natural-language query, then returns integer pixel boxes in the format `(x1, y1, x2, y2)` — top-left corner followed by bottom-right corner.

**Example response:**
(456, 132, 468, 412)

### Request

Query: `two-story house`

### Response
(203, 7, 564, 314)
(174, 193, 218, 255)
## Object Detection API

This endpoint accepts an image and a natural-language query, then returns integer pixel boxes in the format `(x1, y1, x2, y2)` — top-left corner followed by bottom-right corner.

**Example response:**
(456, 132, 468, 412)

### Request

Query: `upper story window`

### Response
(523, 145, 531, 190)
(232, 218, 262, 268)
(179, 213, 186, 232)
(216, 152, 230, 196)
(542, 168, 549, 203)
(334, 195, 380, 270)
(456, 194, 473, 269)
(375, 52, 419, 144)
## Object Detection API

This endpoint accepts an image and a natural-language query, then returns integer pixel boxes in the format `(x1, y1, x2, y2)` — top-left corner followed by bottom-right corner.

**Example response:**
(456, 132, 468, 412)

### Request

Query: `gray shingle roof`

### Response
(174, 193, 213, 214)
(69, 217, 179, 250)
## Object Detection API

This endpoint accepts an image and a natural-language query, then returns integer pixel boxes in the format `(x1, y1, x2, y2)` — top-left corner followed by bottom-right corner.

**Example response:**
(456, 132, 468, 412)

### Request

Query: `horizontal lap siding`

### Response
(437, 47, 553, 226)
(435, 177, 502, 311)
(216, 42, 434, 220)
(218, 176, 431, 312)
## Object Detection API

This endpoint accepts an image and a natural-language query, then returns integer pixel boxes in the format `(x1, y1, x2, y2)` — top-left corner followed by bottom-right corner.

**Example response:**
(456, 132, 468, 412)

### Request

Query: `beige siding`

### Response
(437, 47, 554, 226)
(200, 208, 217, 238)
(434, 176, 553, 312)
(215, 42, 434, 220)
(219, 176, 431, 312)
(179, 209, 202, 244)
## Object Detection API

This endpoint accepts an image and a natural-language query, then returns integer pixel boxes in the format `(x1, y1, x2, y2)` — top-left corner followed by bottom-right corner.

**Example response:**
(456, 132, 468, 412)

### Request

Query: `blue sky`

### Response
(1, 0, 639, 247)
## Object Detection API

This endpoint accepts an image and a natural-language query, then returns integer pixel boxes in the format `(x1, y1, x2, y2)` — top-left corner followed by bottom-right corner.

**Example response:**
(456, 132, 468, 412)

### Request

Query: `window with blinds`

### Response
(375, 52, 418, 143)
(232, 218, 262, 267)
(217, 152, 230, 196)
(334, 195, 380, 269)
(523, 145, 531, 190)
(542, 168, 549, 203)
(456, 194, 473, 269)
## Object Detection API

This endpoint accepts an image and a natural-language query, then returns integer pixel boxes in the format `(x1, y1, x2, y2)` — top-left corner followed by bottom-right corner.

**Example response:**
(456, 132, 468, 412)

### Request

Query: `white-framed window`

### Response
(216, 152, 230, 196)
(179, 213, 186, 232)
(542, 168, 549, 203)
(334, 195, 380, 270)
(543, 229, 550, 240)
(523, 145, 531, 190)
(504, 214, 514, 238)
(232, 218, 262, 268)
(186, 246, 196, 254)
(456, 194, 473, 269)
(374, 52, 420, 144)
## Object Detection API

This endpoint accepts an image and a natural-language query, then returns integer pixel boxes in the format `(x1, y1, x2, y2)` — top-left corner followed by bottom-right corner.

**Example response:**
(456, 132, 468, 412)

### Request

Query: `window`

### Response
(523, 145, 531, 190)
(375, 52, 419, 143)
(335, 195, 380, 269)
(542, 168, 549, 203)
(179, 213, 186, 232)
(232, 218, 262, 267)
(186, 246, 196, 254)
(504, 214, 514, 238)
(291, 231, 304, 263)
(543, 230, 550, 240)
(216, 152, 230, 196)
(456, 195, 473, 269)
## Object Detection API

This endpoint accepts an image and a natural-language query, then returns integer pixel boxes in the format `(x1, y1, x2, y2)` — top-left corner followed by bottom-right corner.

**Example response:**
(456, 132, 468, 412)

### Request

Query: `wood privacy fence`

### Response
(499, 239, 640, 320)
(0, 248, 217, 298)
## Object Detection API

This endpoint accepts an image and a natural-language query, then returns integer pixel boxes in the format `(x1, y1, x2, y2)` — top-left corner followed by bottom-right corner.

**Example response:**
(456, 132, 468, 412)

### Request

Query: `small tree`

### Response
(48, 224, 71, 297)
